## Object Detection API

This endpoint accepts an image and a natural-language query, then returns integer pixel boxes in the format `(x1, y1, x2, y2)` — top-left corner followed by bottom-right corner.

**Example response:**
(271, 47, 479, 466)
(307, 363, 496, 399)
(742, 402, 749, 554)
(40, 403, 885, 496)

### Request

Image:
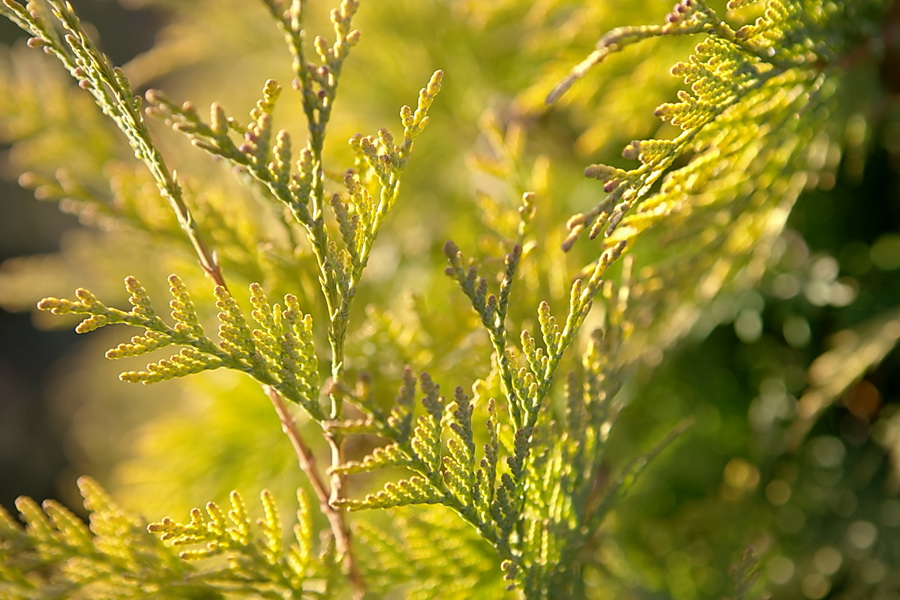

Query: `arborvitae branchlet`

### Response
(0, 0, 895, 598)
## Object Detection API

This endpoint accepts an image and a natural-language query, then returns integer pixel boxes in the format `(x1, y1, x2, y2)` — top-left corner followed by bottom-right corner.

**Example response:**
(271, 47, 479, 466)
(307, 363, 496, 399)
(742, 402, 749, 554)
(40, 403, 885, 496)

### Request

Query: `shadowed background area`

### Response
(0, 0, 164, 513)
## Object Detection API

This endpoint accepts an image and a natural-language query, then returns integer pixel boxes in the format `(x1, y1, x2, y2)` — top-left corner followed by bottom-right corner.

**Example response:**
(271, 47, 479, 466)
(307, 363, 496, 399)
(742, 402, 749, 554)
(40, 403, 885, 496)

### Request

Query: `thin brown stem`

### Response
(265, 386, 365, 599)
(158, 171, 227, 290)
(325, 431, 345, 505)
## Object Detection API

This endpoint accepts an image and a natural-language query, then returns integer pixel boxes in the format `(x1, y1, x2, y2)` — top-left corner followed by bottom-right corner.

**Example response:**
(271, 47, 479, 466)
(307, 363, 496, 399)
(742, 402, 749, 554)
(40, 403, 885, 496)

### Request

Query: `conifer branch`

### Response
(265, 386, 365, 599)
(443, 235, 626, 431)
(3, 0, 892, 597)
(5, 3, 439, 597)
(549, 0, 863, 257)
(0, 0, 225, 287)
(546, 0, 727, 104)
(38, 276, 326, 418)
(146, 40, 442, 514)
(1, 476, 246, 597)
(146, 486, 331, 597)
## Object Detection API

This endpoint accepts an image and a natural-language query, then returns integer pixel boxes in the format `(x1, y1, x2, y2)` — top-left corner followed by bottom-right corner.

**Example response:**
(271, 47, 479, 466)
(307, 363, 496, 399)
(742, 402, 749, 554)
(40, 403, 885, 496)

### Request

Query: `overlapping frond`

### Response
(545, 0, 886, 370)
(0, 477, 193, 599)
(37, 275, 324, 418)
(443, 233, 626, 428)
(148, 489, 324, 598)
(0, 477, 334, 599)
(353, 511, 505, 599)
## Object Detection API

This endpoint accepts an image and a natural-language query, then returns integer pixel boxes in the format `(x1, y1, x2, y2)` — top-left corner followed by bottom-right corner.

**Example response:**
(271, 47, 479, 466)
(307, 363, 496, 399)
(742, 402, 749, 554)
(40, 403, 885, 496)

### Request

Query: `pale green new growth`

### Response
(147, 489, 320, 598)
(0, 477, 196, 598)
(0, 476, 332, 599)
(557, 0, 817, 252)
(442, 234, 626, 431)
(538, 0, 886, 370)
(543, 0, 882, 376)
(38, 275, 323, 418)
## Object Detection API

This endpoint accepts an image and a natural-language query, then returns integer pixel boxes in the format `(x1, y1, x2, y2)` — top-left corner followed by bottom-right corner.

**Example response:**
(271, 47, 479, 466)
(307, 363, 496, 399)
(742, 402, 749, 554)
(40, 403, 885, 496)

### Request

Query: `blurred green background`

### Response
(0, 0, 164, 514)
(1, 1, 899, 598)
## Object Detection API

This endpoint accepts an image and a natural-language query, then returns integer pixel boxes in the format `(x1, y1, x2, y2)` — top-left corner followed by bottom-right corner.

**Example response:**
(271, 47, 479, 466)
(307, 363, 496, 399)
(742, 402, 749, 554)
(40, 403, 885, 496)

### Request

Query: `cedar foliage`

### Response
(0, 0, 898, 598)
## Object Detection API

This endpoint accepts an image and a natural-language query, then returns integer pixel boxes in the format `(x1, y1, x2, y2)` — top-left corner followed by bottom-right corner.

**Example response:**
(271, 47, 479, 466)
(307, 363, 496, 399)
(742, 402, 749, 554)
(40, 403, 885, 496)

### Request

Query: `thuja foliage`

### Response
(2, 476, 330, 598)
(0, 0, 897, 599)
